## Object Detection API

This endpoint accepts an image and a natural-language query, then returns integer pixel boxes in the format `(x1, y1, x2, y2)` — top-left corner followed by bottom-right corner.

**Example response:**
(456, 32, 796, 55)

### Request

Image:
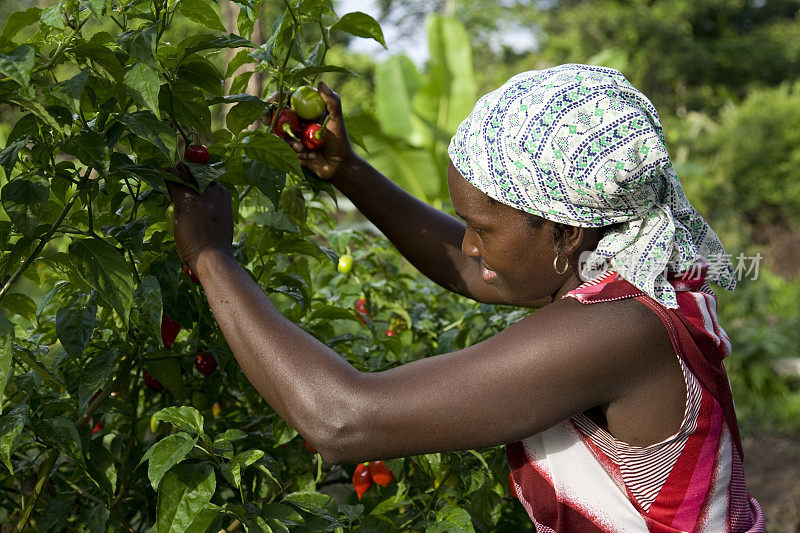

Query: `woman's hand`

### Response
(166, 166, 234, 271)
(289, 81, 355, 181)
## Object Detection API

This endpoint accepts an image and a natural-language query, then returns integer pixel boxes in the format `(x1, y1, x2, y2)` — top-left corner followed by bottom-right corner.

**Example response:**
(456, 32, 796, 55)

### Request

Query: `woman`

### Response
(169, 64, 764, 531)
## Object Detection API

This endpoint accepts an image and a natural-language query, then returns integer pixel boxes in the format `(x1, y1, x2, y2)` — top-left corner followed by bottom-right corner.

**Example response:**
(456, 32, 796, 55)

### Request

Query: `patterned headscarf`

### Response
(447, 64, 735, 309)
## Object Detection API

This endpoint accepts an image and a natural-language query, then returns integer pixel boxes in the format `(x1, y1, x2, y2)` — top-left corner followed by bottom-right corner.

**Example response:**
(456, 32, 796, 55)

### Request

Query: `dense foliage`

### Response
(0, 0, 533, 531)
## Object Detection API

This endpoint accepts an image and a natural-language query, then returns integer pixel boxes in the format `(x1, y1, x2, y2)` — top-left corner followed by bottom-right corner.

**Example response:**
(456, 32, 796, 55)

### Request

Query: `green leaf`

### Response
(183, 503, 220, 533)
(130, 276, 163, 344)
(1, 292, 37, 323)
(330, 12, 386, 49)
(0, 138, 26, 177)
(177, 0, 226, 33)
(242, 160, 286, 207)
(76, 349, 119, 411)
(116, 24, 158, 69)
(0, 8, 42, 45)
(154, 463, 216, 533)
(288, 64, 356, 82)
(282, 491, 341, 528)
(226, 100, 267, 133)
(375, 55, 420, 141)
(271, 416, 297, 447)
(73, 43, 123, 84)
(207, 93, 264, 105)
(160, 80, 211, 138)
(428, 506, 475, 533)
(178, 58, 224, 96)
(124, 63, 161, 118)
(78, 505, 109, 533)
(145, 353, 185, 399)
(221, 449, 264, 489)
(4, 94, 64, 133)
(182, 161, 225, 193)
(0, 404, 28, 474)
(103, 216, 149, 259)
(85, 429, 118, 497)
(55, 294, 97, 357)
(80, 0, 105, 18)
(212, 429, 247, 446)
(180, 33, 254, 57)
(242, 133, 302, 175)
(225, 49, 254, 77)
(64, 130, 111, 174)
(119, 111, 178, 160)
(40, 6, 65, 30)
(110, 153, 169, 194)
(0, 317, 13, 414)
(68, 238, 135, 321)
(48, 68, 90, 114)
(141, 433, 198, 490)
(39, 416, 84, 467)
(154, 406, 204, 435)
(0, 45, 35, 90)
(1, 175, 50, 237)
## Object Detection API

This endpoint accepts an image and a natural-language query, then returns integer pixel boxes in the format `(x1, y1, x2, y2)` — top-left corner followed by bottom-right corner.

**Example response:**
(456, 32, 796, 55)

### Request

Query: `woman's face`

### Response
(447, 161, 587, 307)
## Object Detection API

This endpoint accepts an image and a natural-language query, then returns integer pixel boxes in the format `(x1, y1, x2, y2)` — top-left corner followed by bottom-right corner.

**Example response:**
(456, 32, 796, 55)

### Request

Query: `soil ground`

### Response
(744, 433, 800, 532)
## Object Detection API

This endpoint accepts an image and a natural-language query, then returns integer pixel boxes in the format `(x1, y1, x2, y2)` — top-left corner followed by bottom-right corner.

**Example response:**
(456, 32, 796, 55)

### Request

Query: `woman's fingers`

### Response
(318, 81, 342, 117)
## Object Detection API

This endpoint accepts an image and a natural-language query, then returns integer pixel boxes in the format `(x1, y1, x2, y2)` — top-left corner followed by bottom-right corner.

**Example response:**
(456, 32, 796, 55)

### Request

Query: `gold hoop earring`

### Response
(553, 254, 569, 275)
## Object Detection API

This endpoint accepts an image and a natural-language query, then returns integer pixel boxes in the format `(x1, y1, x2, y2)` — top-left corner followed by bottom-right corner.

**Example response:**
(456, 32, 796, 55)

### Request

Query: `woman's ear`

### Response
(561, 226, 602, 258)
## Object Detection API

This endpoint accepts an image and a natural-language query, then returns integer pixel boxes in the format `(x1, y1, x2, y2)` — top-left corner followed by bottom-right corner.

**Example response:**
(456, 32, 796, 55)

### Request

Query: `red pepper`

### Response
(369, 460, 394, 487)
(302, 116, 329, 151)
(182, 263, 199, 284)
(272, 107, 300, 141)
(143, 369, 164, 391)
(161, 315, 181, 348)
(384, 329, 396, 337)
(304, 440, 317, 454)
(194, 352, 218, 378)
(185, 144, 209, 165)
(352, 463, 372, 499)
(90, 419, 103, 435)
(354, 298, 370, 325)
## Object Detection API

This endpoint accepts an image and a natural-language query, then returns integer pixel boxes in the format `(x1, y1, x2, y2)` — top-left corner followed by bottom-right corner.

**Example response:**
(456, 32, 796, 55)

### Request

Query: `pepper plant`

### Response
(0, 0, 532, 530)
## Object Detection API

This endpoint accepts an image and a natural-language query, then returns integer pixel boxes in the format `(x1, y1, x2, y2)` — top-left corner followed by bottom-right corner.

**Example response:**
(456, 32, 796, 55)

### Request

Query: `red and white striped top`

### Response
(506, 268, 765, 532)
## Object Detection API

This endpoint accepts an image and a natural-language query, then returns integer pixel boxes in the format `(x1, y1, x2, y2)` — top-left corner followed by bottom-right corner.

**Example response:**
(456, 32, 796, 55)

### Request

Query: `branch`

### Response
(0, 187, 81, 304)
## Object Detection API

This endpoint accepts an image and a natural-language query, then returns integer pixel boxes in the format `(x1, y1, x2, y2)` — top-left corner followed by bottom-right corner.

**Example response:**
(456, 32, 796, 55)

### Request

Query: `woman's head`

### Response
(447, 64, 736, 309)
(448, 161, 609, 307)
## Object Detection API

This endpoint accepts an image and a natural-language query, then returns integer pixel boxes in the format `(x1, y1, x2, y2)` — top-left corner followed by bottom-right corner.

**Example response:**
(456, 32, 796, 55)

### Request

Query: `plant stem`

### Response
(0, 187, 81, 304)
(13, 449, 58, 532)
(32, 15, 89, 74)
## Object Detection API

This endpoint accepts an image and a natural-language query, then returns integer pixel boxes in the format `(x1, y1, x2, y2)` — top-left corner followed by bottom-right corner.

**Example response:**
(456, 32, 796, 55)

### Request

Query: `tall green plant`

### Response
(354, 13, 476, 206)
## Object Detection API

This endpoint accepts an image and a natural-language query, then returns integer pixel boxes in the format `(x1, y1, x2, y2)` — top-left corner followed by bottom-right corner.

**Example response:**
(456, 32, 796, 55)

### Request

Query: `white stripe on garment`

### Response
(522, 424, 649, 532)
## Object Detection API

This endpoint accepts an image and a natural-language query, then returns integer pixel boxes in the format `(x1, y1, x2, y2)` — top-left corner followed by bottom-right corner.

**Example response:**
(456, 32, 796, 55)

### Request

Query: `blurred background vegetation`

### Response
(2, 0, 799, 520)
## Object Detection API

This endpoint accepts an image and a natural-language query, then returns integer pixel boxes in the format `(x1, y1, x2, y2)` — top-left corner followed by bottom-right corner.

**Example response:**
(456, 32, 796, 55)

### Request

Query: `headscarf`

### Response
(447, 64, 735, 309)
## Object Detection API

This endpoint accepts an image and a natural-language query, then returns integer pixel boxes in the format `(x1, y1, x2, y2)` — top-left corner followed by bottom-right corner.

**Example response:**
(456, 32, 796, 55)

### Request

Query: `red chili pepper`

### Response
(143, 369, 163, 391)
(354, 298, 370, 325)
(161, 315, 181, 348)
(304, 440, 317, 454)
(185, 144, 209, 165)
(384, 329, 396, 337)
(352, 462, 372, 499)
(91, 419, 103, 435)
(273, 107, 300, 141)
(369, 460, 394, 487)
(302, 116, 329, 151)
(182, 263, 199, 284)
(194, 352, 218, 378)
